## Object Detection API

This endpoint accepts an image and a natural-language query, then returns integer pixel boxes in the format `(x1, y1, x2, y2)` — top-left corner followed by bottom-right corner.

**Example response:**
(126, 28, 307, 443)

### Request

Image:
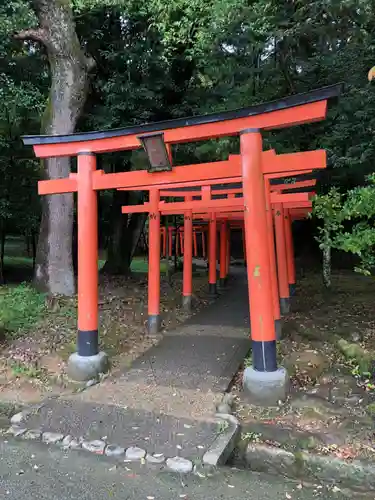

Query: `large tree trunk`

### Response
(101, 190, 130, 275)
(101, 191, 146, 275)
(15, 0, 94, 296)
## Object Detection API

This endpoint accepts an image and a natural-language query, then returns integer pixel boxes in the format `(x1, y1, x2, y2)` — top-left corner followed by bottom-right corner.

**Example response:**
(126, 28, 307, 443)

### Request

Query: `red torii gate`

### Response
(120, 150, 320, 330)
(22, 83, 341, 405)
(156, 177, 316, 309)
(122, 189, 311, 315)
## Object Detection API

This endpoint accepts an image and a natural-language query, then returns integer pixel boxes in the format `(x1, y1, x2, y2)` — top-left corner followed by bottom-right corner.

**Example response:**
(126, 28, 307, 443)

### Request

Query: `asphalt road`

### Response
(0, 438, 362, 500)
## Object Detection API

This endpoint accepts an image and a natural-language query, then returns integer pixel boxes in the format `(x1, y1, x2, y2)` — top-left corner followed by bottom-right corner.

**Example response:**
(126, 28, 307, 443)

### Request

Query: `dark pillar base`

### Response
(274, 319, 282, 340)
(280, 297, 291, 315)
(208, 283, 218, 298)
(218, 277, 228, 290)
(77, 329, 99, 357)
(148, 314, 161, 335)
(289, 283, 296, 296)
(182, 295, 192, 313)
(252, 339, 277, 372)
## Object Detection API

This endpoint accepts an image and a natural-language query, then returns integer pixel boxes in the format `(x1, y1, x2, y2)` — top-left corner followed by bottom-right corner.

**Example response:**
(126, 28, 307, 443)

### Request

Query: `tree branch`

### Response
(14, 28, 47, 44)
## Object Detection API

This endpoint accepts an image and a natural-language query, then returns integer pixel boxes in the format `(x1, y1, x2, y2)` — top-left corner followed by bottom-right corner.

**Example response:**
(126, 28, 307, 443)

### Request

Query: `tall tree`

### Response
(14, 0, 95, 295)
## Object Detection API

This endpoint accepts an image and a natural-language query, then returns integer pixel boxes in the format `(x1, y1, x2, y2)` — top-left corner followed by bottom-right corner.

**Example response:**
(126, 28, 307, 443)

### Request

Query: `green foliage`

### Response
(0, 3, 46, 242)
(312, 190, 344, 251)
(314, 175, 375, 275)
(0, 284, 46, 335)
(3, 0, 375, 281)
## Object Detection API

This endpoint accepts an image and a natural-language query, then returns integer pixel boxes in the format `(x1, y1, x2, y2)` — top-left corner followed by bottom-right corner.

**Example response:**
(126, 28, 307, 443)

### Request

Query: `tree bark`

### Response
(101, 190, 130, 275)
(322, 238, 331, 289)
(0, 221, 5, 285)
(15, 0, 95, 296)
(101, 191, 146, 275)
(127, 213, 147, 263)
(31, 231, 37, 271)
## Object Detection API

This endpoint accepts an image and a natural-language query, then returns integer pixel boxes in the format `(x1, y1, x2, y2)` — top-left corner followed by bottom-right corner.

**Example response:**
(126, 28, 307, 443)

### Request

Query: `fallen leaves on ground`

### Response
(0, 271, 210, 397)
(234, 270, 375, 463)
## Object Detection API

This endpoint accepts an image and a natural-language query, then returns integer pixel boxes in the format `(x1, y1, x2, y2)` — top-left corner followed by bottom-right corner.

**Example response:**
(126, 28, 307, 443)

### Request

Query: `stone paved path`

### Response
(124, 270, 251, 393)
(75, 269, 251, 418)
(17, 269, 251, 462)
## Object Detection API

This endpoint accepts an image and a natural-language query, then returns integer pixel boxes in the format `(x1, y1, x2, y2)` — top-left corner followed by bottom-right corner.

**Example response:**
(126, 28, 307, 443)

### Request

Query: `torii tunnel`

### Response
(23, 83, 341, 403)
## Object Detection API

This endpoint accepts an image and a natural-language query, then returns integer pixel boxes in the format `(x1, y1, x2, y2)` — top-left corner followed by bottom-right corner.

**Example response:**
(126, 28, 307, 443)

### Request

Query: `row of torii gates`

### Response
(120, 157, 316, 324)
(23, 83, 341, 399)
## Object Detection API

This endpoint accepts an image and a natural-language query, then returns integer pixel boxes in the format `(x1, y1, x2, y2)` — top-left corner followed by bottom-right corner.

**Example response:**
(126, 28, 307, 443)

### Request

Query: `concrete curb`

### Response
(240, 441, 375, 493)
(202, 413, 240, 466)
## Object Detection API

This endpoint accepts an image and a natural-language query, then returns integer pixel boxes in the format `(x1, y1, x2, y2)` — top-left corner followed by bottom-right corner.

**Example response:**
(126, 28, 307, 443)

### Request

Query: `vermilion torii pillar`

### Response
(284, 209, 296, 295)
(226, 224, 231, 282)
(219, 221, 228, 288)
(77, 154, 99, 354)
(182, 198, 193, 312)
(240, 130, 288, 403)
(208, 212, 218, 297)
(67, 152, 109, 380)
(148, 188, 161, 334)
(274, 202, 291, 315)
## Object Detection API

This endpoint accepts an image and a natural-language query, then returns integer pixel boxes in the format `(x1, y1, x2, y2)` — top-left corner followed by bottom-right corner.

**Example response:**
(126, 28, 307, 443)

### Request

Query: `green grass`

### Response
(4, 255, 166, 273)
(3, 256, 34, 267)
(0, 283, 46, 336)
(0, 237, 168, 341)
(4, 236, 168, 274)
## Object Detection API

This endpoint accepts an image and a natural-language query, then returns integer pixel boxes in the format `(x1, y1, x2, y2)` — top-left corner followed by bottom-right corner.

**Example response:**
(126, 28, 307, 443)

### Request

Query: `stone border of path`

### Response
(235, 440, 375, 493)
(6, 410, 240, 474)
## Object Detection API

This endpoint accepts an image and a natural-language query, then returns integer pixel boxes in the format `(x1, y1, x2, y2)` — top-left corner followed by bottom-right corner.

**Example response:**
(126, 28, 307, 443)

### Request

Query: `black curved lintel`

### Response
(22, 83, 343, 147)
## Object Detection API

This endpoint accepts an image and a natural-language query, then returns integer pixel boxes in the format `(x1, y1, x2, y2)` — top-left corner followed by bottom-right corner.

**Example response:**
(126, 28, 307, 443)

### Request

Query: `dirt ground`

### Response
(0, 267, 211, 405)
(232, 269, 375, 462)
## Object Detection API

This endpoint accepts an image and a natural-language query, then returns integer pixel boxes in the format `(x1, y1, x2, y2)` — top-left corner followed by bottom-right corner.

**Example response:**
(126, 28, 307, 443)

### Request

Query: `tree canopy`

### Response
(1, 0, 375, 286)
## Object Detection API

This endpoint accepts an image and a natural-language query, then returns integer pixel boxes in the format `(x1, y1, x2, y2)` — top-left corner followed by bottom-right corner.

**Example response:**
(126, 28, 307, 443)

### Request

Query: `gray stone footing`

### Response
(242, 366, 289, 405)
(182, 295, 192, 313)
(280, 297, 290, 315)
(147, 314, 161, 335)
(66, 351, 109, 382)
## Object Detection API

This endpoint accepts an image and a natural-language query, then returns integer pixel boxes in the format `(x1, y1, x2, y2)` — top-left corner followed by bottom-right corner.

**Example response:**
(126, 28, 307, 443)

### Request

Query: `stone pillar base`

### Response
(280, 297, 290, 315)
(208, 283, 218, 298)
(67, 351, 109, 382)
(242, 366, 289, 406)
(148, 314, 161, 335)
